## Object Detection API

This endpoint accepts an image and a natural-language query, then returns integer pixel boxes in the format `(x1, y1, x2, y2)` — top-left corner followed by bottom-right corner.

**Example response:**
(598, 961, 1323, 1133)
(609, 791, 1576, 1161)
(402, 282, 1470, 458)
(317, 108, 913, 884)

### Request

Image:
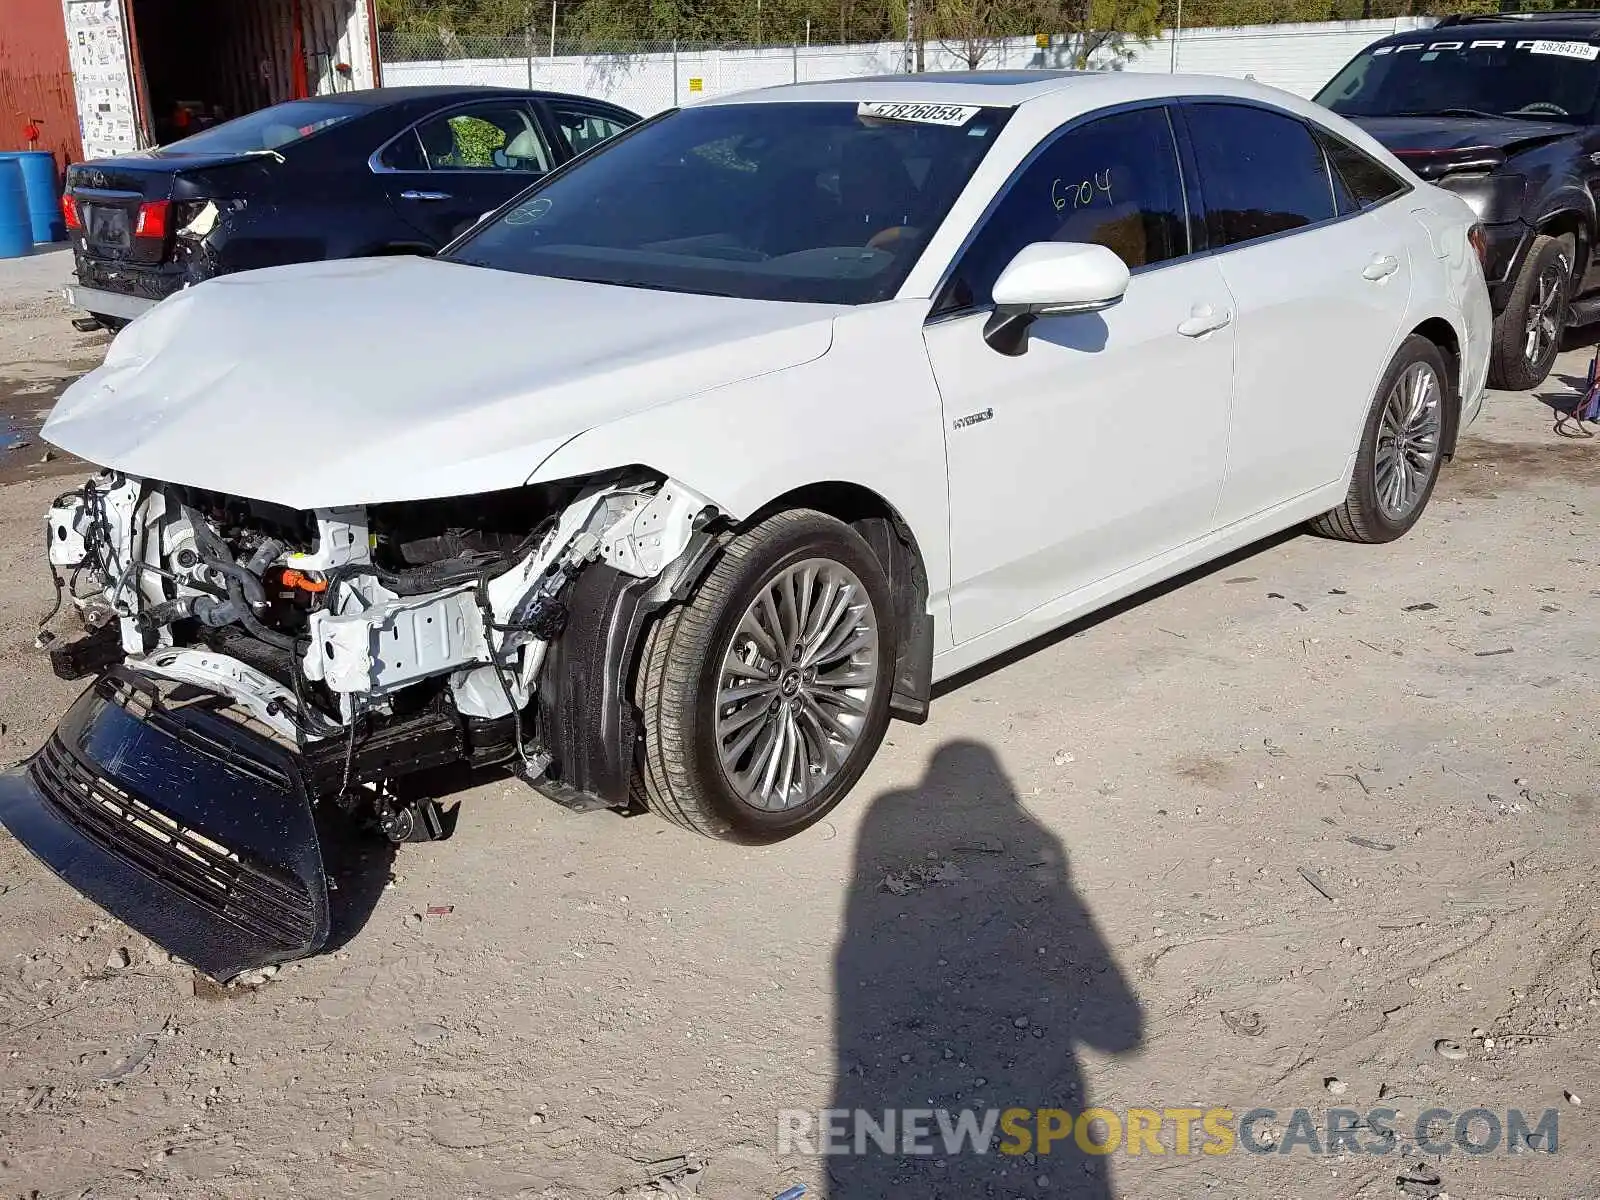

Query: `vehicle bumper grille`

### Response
(0, 671, 329, 980)
(30, 735, 316, 950)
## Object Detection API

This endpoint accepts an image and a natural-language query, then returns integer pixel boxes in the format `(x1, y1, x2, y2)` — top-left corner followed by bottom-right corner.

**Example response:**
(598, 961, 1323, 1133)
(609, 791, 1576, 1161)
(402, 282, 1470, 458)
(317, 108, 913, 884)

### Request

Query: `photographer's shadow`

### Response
(830, 740, 1142, 1197)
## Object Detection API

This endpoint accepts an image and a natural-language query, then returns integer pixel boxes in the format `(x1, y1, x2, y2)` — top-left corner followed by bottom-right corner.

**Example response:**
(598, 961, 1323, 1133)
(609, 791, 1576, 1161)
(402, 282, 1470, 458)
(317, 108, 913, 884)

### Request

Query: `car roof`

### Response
(699, 71, 1301, 110)
(1381, 16, 1600, 43)
(301, 85, 628, 107)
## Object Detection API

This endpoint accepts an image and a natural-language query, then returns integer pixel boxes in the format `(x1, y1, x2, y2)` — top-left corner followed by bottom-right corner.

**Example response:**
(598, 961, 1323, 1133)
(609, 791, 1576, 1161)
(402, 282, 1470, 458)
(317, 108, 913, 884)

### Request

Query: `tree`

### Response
(1042, 0, 1160, 68)
(925, 0, 1037, 68)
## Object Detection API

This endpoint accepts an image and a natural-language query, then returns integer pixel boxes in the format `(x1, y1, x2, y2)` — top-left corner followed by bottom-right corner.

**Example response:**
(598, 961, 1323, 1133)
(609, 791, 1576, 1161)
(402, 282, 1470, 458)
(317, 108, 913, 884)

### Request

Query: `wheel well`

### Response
(1538, 212, 1585, 282)
(747, 482, 933, 723)
(1411, 318, 1463, 459)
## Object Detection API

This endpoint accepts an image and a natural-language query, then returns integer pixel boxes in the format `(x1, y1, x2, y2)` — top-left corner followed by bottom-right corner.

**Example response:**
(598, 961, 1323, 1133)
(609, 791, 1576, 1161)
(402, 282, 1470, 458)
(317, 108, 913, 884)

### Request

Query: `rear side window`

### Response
(1185, 103, 1337, 249)
(1317, 130, 1408, 215)
(413, 103, 554, 172)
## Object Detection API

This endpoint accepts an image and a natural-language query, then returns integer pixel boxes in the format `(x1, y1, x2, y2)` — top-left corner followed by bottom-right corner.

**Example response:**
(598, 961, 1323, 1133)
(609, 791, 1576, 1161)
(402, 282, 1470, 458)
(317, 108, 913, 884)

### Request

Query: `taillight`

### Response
(1467, 223, 1488, 271)
(61, 191, 80, 231)
(134, 199, 169, 239)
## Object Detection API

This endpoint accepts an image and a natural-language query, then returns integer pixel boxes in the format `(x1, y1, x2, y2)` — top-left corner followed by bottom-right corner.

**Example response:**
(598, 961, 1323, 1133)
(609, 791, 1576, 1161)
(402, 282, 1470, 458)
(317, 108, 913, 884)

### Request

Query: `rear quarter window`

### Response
(1317, 130, 1409, 215)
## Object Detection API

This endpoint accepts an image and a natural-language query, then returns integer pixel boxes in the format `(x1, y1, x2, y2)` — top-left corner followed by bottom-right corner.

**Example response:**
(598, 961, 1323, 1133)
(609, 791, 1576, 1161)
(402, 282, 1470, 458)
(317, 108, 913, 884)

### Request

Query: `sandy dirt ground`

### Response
(0, 250, 1597, 1200)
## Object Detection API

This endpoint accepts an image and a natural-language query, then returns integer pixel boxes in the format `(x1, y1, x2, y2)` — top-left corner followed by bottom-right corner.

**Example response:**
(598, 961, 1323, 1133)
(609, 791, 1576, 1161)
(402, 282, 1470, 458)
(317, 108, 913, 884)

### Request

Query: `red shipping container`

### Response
(0, 0, 83, 171)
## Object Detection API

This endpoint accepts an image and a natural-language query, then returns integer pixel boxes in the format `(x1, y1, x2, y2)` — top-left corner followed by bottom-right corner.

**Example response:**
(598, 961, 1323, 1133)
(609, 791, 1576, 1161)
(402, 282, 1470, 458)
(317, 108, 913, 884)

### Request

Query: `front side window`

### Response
(1318, 39, 1600, 123)
(414, 104, 553, 172)
(936, 106, 1190, 314)
(446, 101, 1011, 305)
(1185, 103, 1336, 249)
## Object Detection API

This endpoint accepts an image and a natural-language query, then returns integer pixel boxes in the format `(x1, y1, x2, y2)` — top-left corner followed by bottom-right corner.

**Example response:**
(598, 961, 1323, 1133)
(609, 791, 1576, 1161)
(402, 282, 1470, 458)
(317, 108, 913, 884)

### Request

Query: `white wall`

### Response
(380, 16, 1432, 116)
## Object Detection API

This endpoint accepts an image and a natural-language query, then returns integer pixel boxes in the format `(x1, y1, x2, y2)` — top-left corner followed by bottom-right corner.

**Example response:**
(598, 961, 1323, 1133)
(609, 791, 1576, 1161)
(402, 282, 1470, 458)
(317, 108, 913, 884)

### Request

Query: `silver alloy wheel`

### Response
(1374, 360, 1443, 521)
(714, 558, 879, 810)
(1524, 263, 1565, 366)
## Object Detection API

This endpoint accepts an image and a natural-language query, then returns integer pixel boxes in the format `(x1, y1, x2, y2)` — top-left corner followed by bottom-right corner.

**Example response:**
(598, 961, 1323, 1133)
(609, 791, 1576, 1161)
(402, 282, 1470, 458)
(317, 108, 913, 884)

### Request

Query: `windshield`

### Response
(446, 101, 1011, 304)
(153, 100, 361, 156)
(1318, 38, 1600, 122)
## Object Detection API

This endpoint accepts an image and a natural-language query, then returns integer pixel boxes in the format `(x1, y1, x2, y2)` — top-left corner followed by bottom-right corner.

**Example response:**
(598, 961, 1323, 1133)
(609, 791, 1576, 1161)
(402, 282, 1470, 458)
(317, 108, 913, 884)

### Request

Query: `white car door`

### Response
(1180, 101, 1416, 529)
(923, 105, 1237, 644)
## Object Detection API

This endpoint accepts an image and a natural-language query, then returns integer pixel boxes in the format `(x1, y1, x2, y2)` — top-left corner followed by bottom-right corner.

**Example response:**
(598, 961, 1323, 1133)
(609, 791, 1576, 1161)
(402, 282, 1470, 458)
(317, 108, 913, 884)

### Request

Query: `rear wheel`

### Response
(1310, 334, 1447, 543)
(1488, 234, 1570, 391)
(88, 313, 128, 333)
(632, 509, 896, 842)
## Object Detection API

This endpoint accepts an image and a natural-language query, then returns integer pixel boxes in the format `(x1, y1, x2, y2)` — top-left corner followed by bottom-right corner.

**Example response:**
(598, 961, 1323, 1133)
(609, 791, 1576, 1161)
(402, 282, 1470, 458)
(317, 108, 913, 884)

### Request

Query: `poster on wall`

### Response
(63, 0, 141, 159)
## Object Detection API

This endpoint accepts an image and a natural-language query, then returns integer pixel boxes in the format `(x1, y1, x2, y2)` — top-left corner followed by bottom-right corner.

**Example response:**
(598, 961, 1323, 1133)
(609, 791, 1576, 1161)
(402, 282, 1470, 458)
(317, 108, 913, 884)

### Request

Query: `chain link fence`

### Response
(379, 16, 1431, 115)
(381, 31, 930, 114)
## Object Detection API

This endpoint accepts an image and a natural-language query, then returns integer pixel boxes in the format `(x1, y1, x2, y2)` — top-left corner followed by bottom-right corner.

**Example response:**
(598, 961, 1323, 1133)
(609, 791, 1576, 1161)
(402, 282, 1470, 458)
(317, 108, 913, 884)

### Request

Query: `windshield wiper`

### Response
(1382, 108, 1507, 120)
(1381, 107, 1573, 123)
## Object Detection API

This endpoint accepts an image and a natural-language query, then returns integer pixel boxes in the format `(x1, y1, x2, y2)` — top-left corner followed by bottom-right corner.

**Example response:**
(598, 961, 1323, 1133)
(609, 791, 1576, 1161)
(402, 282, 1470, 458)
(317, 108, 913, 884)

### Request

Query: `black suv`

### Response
(1319, 12, 1600, 389)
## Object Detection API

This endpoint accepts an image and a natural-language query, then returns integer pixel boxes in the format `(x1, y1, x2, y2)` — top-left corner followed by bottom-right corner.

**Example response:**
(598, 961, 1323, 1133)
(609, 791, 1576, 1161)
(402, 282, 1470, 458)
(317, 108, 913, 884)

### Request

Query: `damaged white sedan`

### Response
(2, 72, 1490, 978)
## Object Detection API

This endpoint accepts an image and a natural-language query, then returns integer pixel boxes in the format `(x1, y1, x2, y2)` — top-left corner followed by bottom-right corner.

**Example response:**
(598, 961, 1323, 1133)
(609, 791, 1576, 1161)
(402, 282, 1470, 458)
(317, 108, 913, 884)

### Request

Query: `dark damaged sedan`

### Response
(62, 85, 637, 329)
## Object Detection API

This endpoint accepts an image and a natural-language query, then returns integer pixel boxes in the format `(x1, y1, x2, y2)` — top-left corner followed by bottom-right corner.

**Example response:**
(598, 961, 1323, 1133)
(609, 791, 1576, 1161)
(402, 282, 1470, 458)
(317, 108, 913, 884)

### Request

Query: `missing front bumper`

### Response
(0, 671, 329, 980)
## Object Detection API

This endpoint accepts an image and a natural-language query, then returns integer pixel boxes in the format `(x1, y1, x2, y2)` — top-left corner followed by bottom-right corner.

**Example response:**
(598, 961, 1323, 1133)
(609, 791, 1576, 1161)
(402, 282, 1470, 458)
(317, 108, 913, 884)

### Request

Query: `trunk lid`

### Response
(66, 152, 266, 266)
(68, 159, 169, 265)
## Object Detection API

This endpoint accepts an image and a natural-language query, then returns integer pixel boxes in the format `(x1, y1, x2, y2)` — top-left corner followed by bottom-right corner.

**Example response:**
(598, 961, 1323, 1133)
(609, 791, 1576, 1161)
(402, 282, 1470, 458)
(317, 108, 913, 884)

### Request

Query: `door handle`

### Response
(1177, 306, 1232, 338)
(400, 190, 452, 202)
(1362, 254, 1400, 281)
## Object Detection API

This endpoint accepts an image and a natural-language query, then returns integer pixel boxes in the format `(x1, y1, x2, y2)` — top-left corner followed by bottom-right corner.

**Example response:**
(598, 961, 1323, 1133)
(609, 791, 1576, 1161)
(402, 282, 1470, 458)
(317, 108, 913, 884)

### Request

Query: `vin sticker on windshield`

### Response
(1529, 39, 1600, 60)
(858, 102, 980, 126)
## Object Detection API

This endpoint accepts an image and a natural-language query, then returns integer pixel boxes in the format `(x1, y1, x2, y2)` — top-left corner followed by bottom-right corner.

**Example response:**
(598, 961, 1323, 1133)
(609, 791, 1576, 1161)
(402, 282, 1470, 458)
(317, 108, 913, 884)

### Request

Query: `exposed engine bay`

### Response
(39, 469, 719, 822)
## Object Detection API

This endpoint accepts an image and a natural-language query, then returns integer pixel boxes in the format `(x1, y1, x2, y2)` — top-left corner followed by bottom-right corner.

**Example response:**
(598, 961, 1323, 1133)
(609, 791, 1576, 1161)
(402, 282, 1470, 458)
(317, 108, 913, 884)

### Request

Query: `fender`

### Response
(524, 300, 953, 814)
(1527, 182, 1596, 241)
(1510, 184, 1595, 293)
(525, 299, 955, 628)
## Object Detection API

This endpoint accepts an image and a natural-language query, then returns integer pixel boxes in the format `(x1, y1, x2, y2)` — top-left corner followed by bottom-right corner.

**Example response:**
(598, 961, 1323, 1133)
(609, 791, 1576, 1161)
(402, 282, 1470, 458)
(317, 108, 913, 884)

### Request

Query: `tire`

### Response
(632, 508, 897, 842)
(1488, 233, 1571, 391)
(88, 313, 128, 333)
(1310, 334, 1449, 544)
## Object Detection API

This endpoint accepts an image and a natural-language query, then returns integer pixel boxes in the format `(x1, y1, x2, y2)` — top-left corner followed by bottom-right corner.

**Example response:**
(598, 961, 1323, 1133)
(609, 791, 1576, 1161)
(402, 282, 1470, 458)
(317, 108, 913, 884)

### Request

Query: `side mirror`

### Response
(983, 242, 1130, 356)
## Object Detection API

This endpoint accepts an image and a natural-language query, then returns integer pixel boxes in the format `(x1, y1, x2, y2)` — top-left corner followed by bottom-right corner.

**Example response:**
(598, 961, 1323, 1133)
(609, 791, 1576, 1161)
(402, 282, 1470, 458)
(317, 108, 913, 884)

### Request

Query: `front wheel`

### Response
(632, 509, 897, 842)
(1310, 334, 1448, 543)
(1488, 234, 1570, 391)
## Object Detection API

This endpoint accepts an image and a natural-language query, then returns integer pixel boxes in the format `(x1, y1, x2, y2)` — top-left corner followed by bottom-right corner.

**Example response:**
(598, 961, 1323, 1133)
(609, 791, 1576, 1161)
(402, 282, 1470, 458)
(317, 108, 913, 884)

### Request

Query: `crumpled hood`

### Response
(1351, 114, 1573, 159)
(45, 255, 838, 508)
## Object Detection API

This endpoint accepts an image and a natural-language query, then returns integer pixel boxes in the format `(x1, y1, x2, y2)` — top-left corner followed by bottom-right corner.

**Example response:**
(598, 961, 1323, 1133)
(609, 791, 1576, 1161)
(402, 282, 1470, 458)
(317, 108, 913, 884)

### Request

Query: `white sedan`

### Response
(6, 71, 1488, 971)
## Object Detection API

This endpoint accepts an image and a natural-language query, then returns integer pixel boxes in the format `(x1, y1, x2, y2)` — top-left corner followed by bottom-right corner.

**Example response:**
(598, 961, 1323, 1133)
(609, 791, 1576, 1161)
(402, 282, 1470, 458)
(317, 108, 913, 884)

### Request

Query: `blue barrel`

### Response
(0, 160, 31, 258)
(0, 151, 63, 242)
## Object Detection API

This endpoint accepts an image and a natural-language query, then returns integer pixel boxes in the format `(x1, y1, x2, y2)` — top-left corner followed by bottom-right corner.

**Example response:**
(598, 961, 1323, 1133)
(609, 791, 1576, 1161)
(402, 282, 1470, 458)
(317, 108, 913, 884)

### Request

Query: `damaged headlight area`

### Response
(42, 468, 716, 765)
(7, 468, 719, 977)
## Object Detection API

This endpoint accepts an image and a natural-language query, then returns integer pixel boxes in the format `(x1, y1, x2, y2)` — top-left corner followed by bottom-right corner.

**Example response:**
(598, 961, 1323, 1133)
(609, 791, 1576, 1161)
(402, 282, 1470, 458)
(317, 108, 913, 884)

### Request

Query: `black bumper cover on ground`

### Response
(0, 672, 329, 980)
